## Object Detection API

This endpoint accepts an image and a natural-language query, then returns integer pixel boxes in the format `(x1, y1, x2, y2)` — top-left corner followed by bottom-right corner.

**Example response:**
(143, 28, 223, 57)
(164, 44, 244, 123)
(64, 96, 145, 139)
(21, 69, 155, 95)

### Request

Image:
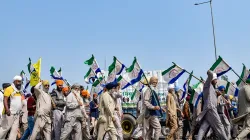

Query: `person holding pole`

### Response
(143, 76, 162, 140)
(30, 80, 52, 140)
(196, 70, 227, 140)
(60, 85, 83, 140)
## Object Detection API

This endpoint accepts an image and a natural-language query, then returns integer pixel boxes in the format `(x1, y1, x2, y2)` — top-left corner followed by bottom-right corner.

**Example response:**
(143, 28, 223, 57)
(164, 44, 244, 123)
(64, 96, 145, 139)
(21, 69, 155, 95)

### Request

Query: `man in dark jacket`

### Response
(50, 80, 65, 140)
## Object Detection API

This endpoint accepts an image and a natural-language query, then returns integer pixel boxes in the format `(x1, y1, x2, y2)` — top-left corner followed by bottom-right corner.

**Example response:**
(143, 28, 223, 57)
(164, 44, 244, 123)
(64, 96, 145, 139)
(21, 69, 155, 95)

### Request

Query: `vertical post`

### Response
(209, 0, 217, 61)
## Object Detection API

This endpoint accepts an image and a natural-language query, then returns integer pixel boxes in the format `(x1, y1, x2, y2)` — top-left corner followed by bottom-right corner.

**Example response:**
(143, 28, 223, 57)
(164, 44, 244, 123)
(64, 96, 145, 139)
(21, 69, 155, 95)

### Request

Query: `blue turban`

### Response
(218, 85, 226, 91)
(105, 82, 118, 90)
(175, 86, 180, 92)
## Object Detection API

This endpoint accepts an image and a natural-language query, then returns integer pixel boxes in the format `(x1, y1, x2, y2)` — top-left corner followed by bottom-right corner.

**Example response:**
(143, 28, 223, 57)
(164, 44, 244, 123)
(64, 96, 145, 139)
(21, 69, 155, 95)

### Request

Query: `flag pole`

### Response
(172, 62, 204, 83)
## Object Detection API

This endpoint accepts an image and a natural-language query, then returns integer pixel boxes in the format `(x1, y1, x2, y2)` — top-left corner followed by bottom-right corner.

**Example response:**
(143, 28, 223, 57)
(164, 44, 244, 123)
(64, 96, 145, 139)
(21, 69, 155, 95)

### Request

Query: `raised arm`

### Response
(34, 82, 43, 97)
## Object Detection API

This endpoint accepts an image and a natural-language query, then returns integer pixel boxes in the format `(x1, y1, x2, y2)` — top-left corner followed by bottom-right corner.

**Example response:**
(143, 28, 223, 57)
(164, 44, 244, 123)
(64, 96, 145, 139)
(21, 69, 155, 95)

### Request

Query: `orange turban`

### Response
(81, 90, 90, 97)
(62, 87, 69, 93)
(56, 80, 64, 86)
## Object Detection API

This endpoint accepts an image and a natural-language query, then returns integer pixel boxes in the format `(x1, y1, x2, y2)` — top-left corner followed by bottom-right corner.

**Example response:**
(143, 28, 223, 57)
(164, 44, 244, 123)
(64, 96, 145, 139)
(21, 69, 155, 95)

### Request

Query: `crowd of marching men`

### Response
(1, 69, 250, 140)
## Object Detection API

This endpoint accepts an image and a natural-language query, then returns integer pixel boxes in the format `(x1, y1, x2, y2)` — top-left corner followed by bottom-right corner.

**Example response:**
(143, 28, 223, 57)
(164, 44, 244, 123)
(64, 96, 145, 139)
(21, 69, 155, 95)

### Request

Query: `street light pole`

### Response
(195, 0, 218, 61)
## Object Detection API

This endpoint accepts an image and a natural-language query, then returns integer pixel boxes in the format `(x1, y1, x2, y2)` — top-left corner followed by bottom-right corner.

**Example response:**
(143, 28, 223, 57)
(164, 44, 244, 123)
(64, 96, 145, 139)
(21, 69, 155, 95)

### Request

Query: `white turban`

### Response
(168, 84, 175, 90)
(212, 73, 217, 81)
(13, 75, 22, 81)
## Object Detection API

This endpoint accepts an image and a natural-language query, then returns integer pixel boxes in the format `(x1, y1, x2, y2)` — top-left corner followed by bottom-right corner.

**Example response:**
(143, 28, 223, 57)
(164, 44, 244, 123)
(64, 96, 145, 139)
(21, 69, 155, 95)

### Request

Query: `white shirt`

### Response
(0, 91, 4, 118)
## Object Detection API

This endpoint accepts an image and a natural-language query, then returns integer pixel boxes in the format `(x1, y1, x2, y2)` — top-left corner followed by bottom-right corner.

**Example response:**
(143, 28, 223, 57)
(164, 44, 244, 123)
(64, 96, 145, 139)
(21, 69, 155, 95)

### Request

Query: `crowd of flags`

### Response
(17, 55, 250, 109)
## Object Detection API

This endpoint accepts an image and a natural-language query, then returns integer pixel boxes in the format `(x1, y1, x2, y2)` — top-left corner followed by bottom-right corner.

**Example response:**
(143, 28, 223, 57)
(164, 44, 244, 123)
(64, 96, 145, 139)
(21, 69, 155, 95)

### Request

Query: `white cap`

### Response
(13, 75, 22, 81)
(168, 84, 175, 90)
(212, 73, 217, 81)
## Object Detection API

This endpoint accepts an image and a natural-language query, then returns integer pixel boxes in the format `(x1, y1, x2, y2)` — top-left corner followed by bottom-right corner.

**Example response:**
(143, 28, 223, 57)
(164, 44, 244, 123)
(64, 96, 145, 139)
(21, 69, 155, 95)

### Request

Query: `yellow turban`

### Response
(42, 80, 50, 86)
(56, 80, 64, 86)
(229, 95, 233, 100)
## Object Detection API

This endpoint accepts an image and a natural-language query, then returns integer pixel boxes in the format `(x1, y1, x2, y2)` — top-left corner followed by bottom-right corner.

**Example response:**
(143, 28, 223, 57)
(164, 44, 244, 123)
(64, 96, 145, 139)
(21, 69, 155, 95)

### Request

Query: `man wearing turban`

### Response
(104, 82, 123, 140)
(142, 76, 162, 140)
(97, 82, 118, 140)
(60, 84, 83, 140)
(81, 89, 91, 139)
(50, 80, 66, 140)
(196, 70, 227, 140)
(217, 85, 231, 139)
(29, 80, 52, 140)
(0, 76, 23, 139)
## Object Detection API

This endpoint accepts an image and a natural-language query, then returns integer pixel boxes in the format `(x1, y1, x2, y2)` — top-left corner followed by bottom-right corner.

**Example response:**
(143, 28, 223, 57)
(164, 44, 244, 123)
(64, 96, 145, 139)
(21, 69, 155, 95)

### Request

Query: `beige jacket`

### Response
(167, 92, 177, 117)
(98, 91, 116, 128)
(34, 82, 52, 123)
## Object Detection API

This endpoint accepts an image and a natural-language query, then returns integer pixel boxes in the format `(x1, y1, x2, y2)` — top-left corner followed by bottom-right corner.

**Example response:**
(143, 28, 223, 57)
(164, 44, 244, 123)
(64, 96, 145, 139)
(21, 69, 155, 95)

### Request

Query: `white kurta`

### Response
(0, 91, 3, 118)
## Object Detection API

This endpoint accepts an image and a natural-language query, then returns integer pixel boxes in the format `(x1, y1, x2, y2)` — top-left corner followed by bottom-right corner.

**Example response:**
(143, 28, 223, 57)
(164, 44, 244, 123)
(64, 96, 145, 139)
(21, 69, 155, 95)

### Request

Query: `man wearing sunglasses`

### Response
(30, 80, 52, 140)
(51, 80, 66, 140)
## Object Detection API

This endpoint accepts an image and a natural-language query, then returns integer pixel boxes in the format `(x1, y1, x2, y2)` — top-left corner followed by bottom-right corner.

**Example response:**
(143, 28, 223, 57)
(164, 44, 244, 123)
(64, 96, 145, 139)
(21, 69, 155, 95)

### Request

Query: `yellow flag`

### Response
(30, 58, 41, 86)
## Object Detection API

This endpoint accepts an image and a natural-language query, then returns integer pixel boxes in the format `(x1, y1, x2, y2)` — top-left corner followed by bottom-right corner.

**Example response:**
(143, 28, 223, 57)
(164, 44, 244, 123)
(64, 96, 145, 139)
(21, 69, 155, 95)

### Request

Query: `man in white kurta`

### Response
(60, 85, 82, 140)
(30, 81, 52, 140)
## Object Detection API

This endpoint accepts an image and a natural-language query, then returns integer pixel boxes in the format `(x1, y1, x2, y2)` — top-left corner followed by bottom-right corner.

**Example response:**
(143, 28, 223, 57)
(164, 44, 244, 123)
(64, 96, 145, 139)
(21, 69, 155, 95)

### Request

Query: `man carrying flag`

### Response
(60, 85, 83, 140)
(143, 76, 162, 140)
(196, 70, 227, 140)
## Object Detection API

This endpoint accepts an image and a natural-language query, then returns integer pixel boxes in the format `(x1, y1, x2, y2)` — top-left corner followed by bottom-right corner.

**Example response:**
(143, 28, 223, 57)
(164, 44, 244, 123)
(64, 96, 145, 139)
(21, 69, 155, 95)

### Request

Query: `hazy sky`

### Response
(1, 0, 250, 88)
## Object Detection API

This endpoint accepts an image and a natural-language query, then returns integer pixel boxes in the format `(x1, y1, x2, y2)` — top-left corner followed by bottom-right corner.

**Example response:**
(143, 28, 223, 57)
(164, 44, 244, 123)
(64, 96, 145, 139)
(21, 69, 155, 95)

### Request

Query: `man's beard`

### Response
(15, 84, 22, 90)
(213, 83, 218, 89)
(72, 90, 80, 96)
(43, 88, 49, 93)
(57, 87, 62, 92)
